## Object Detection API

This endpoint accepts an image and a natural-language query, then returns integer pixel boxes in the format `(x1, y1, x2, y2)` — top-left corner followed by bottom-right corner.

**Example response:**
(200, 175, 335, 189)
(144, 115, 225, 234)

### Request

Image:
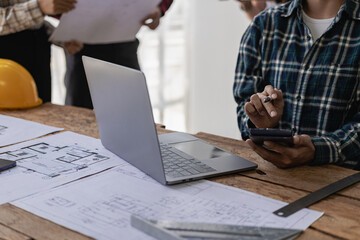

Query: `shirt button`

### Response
(296, 95, 301, 101)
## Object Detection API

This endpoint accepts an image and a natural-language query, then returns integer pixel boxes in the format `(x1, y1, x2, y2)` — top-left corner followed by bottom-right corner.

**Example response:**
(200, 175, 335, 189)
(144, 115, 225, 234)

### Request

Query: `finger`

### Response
(244, 102, 258, 116)
(257, 93, 277, 118)
(54, 5, 75, 14)
(293, 135, 301, 145)
(54, 2, 77, 11)
(55, 1, 77, 8)
(263, 85, 278, 100)
(263, 141, 292, 155)
(148, 20, 160, 30)
(56, 0, 77, 5)
(66, 45, 76, 55)
(246, 139, 284, 166)
(71, 40, 83, 48)
(250, 94, 266, 116)
(263, 87, 284, 112)
(275, 88, 283, 101)
(247, 139, 278, 161)
(141, 15, 151, 24)
(293, 134, 313, 147)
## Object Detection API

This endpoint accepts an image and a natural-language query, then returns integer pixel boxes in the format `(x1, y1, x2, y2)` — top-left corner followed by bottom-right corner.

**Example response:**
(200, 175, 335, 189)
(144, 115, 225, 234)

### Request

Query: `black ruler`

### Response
(273, 172, 360, 217)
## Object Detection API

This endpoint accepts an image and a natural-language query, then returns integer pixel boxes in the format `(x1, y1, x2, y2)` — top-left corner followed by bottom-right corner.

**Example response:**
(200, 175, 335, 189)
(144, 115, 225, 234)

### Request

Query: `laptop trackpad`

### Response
(170, 140, 231, 160)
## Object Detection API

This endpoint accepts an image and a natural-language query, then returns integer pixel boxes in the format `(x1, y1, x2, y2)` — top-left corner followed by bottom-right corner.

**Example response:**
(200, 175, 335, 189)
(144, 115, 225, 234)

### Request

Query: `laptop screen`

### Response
(170, 141, 231, 160)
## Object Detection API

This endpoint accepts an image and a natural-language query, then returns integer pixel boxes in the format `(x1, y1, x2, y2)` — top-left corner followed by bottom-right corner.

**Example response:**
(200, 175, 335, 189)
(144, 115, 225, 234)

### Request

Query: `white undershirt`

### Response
(302, 10, 334, 41)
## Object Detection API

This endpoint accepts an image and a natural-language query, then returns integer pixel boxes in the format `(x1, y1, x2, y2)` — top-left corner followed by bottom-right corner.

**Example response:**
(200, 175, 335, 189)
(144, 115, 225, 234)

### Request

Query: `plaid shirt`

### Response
(234, 0, 360, 169)
(0, 0, 44, 35)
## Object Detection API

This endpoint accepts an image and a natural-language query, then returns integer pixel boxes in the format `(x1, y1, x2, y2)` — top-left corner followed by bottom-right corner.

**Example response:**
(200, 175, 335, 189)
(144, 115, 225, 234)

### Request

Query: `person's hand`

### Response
(246, 135, 315, 168)
(237, 0, 266, 20)
(64, 40, 83, 55)
(245, 85, 284, 128)
(38, 0, 77, 15)
(141, 7, 162, 30)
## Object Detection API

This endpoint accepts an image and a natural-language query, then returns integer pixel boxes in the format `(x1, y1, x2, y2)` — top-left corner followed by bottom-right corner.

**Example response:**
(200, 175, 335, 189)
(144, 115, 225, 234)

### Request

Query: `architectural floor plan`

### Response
(0, 131, 122, 204)
(0, 114, 62, 147)
(0, 125, 7, 135)
(13, 164, 323, 240)
(1, 142, 109, 178)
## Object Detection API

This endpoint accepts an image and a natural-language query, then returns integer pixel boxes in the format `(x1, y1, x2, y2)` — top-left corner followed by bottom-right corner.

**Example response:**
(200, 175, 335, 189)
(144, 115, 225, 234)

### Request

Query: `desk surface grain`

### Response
(0, 103, 359, 240)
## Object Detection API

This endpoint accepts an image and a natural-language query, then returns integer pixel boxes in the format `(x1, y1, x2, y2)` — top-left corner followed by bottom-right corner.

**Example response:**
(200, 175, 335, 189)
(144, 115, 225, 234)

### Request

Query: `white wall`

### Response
(184, 0, 250, 139)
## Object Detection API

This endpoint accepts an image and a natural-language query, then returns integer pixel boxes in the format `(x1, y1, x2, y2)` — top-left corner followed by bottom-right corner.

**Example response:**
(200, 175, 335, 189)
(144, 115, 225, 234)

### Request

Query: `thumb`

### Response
(293, 134, 312, 146)
(293, 135, 301, 145)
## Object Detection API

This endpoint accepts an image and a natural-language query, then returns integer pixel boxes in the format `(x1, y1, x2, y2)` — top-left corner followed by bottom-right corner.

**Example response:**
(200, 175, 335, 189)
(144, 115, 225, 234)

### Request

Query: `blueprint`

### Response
(50, 0, 160, 44)
(0, 131, 123, 204)
(0, 125, 7, 135)
(14, 163, 323, 240)
(0, 114, 62, 147)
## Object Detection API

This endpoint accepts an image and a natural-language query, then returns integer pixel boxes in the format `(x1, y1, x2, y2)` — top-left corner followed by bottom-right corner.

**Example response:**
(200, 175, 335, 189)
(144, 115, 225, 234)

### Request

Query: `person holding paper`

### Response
(64, 0, 173, 109)
(0, 0, 83, 103)
(234, 0, 360, 169)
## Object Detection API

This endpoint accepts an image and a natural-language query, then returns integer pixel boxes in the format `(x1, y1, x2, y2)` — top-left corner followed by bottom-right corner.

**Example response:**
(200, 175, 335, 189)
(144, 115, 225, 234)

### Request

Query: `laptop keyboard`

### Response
(160, 144, 216, 178)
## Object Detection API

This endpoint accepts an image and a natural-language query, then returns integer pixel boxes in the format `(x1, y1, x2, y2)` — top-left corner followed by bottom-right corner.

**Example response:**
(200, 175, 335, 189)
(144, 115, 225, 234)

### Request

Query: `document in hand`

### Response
(50, 0, 161, 44)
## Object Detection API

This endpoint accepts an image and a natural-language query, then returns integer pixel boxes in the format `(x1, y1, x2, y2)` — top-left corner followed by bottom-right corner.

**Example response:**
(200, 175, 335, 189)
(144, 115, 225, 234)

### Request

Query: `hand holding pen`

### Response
(244, 85, 284, 128)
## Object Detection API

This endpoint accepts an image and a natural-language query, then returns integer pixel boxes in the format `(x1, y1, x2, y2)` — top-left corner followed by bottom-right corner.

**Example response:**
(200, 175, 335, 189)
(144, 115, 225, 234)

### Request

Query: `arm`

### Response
(233, 21, 266, 139)
(237, 0, 266, 20)
(246, 113, 360, 169)
(141, 0, 173, 30)
(311, 113, 360, 168)
(0, 0, 44, 35)
(0, 0, 76, 36)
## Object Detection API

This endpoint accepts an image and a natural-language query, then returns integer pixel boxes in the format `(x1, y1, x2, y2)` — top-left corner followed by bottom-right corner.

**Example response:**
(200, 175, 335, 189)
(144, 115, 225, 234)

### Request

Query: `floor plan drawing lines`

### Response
(0, 142, 110, 177)
(0, 114, 63, 147)
(13, 166, 323, 240)
(0, 131, 124, 205)
(0, 125, 7, 135)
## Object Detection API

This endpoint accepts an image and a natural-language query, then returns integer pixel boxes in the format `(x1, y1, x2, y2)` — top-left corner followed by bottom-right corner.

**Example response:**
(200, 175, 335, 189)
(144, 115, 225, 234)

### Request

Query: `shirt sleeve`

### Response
(0, 0, 44, 36)
(159, 0, 173, 15)
(233, 20, 265, 140)
(310, 112, 360, 169)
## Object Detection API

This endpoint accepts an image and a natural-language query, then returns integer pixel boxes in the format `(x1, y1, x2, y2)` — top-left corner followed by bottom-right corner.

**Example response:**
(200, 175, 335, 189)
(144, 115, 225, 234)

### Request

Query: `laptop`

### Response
(83, 56, 257, 185)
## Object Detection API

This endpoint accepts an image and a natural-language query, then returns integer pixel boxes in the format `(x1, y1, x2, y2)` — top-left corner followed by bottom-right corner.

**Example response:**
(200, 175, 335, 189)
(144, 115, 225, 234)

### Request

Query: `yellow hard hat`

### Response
(0, 59, 42, 109)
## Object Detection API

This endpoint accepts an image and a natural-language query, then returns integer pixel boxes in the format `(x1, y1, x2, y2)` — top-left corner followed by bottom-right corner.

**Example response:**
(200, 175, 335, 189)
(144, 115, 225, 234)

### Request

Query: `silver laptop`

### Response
(83, 56, 257, 185)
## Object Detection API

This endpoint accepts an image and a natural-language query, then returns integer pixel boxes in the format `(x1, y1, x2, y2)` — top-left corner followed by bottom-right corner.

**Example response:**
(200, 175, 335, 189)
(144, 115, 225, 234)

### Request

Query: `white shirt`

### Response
(302, 10, 334, 41)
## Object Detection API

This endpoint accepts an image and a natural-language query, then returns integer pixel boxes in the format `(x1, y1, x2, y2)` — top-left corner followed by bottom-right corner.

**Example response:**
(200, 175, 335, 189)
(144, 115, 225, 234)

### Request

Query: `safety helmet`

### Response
(0, 59, 42, 109)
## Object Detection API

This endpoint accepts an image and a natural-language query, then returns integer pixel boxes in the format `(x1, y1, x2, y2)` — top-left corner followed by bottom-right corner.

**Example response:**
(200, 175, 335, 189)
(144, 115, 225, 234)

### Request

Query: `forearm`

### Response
(310, 114, 360, 169)
(236, 101, 252, 140)
(234, 23, 265, 138)
(0, 0, 44, 35)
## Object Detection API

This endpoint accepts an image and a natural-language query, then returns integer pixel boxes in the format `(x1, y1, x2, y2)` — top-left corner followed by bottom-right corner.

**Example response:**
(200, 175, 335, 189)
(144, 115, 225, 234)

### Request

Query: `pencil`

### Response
(264, 96, 273, 103)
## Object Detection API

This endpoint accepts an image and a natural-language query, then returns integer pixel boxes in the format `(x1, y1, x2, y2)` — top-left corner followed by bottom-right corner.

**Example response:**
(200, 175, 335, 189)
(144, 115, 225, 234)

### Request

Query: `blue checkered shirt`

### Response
(233, 0, 360, 169)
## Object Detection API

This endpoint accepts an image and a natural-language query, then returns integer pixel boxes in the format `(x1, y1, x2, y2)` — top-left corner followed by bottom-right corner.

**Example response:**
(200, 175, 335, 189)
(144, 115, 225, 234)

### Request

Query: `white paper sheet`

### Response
(0, 131, 123, 204)
(0, 114, 62, 147)
(50, 0, 161, 44)
(14, 162, 323, 240)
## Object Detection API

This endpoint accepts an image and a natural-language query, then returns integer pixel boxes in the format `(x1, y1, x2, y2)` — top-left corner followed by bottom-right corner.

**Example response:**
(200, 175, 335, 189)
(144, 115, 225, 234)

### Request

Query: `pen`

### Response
(264, 96, 273, 103)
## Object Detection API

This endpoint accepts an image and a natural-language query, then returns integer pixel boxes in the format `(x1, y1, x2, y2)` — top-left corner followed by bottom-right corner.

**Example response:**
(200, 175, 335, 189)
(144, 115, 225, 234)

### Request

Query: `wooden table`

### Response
(0, 103, 359, 240)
